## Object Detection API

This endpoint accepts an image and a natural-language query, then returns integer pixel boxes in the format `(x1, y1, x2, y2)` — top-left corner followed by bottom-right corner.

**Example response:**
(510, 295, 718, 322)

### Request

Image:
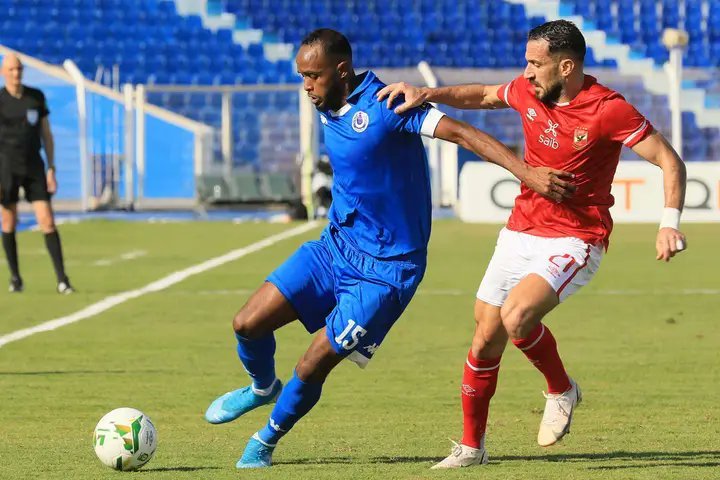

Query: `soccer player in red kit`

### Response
(377, 20, 687, 468)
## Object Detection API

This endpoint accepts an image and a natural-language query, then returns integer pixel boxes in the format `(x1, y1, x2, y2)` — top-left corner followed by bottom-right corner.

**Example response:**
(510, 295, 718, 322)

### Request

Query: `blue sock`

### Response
(235, 333, 276, 390)
(258, 371, 323, 445)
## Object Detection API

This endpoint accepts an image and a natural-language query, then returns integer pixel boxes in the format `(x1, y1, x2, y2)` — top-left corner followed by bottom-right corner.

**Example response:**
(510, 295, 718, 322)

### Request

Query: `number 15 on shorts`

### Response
(335, 319, 367, 350)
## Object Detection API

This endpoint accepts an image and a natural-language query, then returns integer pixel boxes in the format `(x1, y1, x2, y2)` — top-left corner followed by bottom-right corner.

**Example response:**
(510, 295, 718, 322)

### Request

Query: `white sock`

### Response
(252, 378, 278, 396)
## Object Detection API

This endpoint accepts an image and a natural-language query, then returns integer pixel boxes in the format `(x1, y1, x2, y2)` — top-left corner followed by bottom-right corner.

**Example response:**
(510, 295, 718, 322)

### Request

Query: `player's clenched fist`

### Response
(656, 227, 687, 262)
(522, 166, 576, 203)
(377, 82, 429, 114)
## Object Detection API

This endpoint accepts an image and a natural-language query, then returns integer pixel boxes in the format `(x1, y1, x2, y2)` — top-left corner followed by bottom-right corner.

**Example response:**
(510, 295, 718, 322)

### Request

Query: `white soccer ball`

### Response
(93, 407, 157, 471)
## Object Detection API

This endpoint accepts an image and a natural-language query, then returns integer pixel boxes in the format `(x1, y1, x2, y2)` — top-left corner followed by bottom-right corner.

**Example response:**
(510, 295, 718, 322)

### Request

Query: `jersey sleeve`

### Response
(380, 97, 446, 138)
(497, 75, 524, 111)
(601, 97, 653, 147)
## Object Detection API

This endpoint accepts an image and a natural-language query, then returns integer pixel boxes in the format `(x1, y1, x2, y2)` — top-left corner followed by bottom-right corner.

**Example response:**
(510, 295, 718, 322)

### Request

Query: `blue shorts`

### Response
(267, 225, 426, 368)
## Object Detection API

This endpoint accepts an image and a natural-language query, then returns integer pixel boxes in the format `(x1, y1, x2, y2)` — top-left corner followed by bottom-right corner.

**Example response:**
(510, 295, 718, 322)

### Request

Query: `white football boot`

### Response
(431, 438, 489, 469)
(537, 378, 582, 447)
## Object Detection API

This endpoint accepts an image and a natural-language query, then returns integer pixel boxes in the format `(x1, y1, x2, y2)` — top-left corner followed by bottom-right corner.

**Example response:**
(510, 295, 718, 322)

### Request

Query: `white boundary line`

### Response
(93, 250, 148, 267)
(0, 221, 319, 349)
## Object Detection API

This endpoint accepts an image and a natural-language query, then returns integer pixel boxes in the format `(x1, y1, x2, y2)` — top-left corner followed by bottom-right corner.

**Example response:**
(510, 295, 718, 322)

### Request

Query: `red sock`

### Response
(512, 323, 571, 394)
(461, 351, 501, 449)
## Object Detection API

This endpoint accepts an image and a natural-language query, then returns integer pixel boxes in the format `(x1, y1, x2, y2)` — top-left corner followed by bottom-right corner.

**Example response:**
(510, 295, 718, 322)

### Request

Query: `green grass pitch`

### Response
(0, 220, 718, 479)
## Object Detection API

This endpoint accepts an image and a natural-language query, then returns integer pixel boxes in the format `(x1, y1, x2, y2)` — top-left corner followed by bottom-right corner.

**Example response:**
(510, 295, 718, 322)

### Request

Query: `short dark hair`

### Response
(528, 20, 586, 62)
(300, 28, 352, 60)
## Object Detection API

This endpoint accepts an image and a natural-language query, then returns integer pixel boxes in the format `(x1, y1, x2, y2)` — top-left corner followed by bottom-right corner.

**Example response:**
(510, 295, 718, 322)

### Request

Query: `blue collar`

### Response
(346, 70, 375, 102)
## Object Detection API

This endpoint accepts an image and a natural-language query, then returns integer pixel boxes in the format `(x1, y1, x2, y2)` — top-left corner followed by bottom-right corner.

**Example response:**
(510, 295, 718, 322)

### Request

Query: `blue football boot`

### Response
(236, 433, 275, 469)
(204, 379, 282, 424)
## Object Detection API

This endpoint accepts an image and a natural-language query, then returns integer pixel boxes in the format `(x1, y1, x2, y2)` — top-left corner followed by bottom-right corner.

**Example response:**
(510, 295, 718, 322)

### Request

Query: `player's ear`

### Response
(337, 60, 350, 78)
(559, 58, 575, 78)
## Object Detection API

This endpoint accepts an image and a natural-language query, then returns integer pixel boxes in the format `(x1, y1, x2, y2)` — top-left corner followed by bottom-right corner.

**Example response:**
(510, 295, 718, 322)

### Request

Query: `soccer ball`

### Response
(93, 407, 157, 471)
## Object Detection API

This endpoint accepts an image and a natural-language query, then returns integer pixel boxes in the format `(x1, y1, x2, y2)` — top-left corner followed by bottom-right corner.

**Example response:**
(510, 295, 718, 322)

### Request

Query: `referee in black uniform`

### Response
(0, 53, 73, 294)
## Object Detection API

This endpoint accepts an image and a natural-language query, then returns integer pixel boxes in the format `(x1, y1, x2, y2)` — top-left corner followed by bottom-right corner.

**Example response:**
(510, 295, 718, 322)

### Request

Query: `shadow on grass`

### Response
(275, 456, 437, 466)
(276, 450, 720, 468)
(140, 466, 223, 473)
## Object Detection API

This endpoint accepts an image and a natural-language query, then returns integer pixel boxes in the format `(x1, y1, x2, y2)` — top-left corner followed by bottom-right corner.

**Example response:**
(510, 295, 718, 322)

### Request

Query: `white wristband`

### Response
(659, 207, 681, 230)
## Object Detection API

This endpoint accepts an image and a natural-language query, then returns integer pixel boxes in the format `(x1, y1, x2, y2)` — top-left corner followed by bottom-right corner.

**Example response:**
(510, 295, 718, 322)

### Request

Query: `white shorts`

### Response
(476, 228, 604, 306)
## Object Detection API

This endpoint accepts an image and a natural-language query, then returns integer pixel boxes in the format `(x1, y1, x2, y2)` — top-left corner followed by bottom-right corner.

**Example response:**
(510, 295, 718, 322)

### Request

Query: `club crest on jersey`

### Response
(526, 108, 537, 121)
(573, 126, 589, 150)
(26, 109, 38, 126)
(319, 114, 328, 125)
(352, 111, 369, 133)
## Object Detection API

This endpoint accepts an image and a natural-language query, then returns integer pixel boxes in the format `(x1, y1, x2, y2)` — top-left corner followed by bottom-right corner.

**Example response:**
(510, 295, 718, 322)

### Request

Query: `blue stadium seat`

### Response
(3, 0, 714, 164)
(158, 0, 177, 14)
(247, 43, 265, 59)
(191, 72, 213, 85)
(596, 13, 615, 30)
(214, 70, 235, 85)
(169, 72, 192, 84)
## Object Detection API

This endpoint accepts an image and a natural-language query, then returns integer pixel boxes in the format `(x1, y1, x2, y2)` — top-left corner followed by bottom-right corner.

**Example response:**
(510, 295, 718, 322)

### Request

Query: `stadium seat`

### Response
(5, 0, 716, 166)
(227, 173, 265, 202)
(259, 172, 299, 202)
(196, 175, 233, 203)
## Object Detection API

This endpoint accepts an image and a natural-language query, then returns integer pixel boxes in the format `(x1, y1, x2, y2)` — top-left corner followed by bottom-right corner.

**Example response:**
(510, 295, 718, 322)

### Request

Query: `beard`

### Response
(319, 78, 346, 112)
(537, 80, 563, 104)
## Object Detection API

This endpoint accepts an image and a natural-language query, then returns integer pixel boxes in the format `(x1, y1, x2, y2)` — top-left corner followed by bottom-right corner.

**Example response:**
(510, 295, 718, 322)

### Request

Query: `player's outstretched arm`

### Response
(433, 116, 575, 203)
(631, 130, 687, 262)
(377, 82, 509, 114)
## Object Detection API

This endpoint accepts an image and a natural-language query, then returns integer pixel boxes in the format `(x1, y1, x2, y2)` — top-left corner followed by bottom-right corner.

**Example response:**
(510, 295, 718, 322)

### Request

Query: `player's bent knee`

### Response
(500, 302, 539, 340)
(470, 337, 506, 359)
(295, 335, 343, 383)
(295, 354, 333, 383)
(232, 309, 265, 340)
(294, 357, 320, 383)
(471, 323, 508, 359)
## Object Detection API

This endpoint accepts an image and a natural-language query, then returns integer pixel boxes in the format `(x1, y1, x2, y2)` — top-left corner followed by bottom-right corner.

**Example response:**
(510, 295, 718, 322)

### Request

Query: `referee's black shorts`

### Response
(0, 167, 50, 207)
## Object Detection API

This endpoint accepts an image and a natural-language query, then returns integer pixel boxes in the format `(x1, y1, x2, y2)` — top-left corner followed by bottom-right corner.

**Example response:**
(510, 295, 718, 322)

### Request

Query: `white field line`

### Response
(93, 250, 148, 267)
(0, 221, 319, 349)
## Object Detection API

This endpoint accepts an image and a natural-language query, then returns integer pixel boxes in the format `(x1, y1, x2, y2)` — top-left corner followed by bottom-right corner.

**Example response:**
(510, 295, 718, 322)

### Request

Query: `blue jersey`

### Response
(318, 71, 445, 258)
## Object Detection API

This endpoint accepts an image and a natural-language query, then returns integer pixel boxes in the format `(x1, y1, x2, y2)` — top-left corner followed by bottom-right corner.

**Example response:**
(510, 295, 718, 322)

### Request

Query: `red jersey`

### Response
(499, 75, 653, 248)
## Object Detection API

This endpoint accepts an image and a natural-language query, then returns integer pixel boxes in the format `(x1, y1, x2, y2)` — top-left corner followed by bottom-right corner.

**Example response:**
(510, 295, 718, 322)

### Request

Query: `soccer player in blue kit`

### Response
(204, 28, 576, 469)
